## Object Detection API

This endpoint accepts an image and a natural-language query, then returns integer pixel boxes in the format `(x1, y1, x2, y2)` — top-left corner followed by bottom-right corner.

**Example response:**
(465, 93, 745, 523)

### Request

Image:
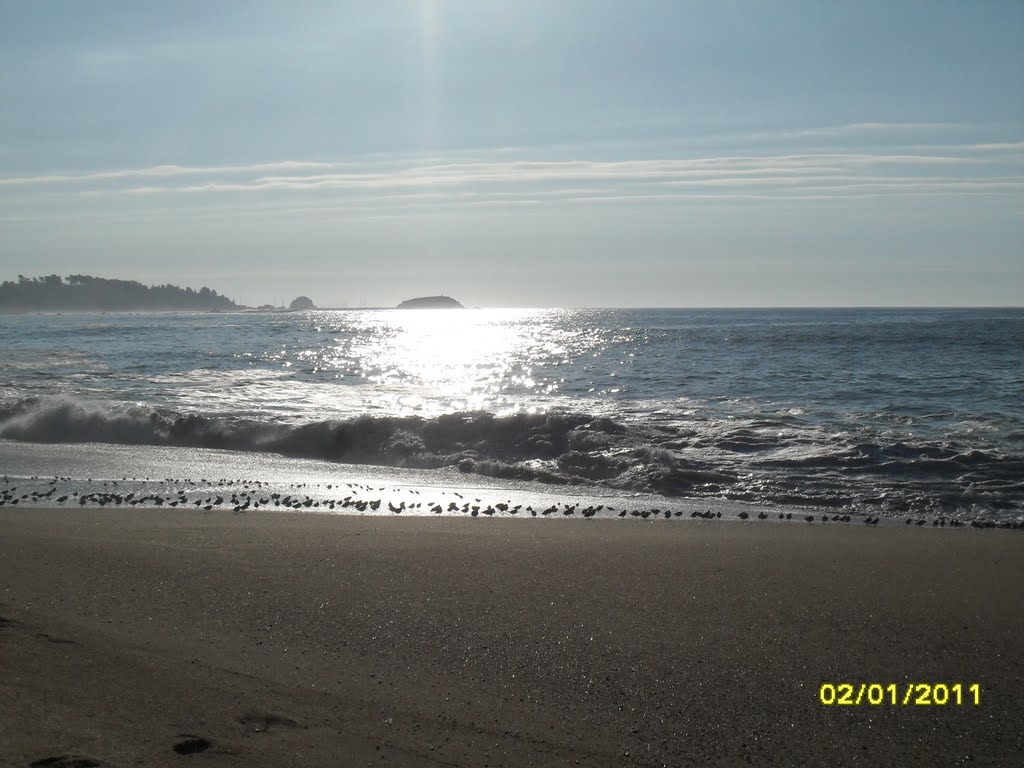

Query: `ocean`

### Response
(1, 307, 1022, 519)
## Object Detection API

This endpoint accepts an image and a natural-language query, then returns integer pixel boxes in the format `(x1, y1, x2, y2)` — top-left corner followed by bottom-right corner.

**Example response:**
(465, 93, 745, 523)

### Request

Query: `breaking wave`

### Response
(1, 396, 1021, 516)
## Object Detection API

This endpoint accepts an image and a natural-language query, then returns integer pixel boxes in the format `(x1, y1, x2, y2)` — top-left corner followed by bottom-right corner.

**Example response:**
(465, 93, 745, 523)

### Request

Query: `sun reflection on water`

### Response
(285, 308, 590, 417)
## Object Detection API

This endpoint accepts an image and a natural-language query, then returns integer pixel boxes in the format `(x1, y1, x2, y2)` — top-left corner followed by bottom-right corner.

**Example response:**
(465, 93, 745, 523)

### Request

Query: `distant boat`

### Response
(396, 295, 464, 309)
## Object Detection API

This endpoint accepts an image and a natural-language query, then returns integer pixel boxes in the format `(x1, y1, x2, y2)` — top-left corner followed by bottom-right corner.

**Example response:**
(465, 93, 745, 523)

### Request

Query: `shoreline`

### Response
(2, 507, 1022, 766)
(4, 440, 1021, 528)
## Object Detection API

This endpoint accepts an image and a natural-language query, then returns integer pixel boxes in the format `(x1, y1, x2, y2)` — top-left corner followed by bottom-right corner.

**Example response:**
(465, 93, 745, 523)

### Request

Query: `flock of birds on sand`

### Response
(1, 476, 1021, 530)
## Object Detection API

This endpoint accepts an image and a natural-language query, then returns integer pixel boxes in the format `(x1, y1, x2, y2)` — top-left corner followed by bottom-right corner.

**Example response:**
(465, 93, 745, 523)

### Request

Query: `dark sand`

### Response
(1, 508, 1021, 767)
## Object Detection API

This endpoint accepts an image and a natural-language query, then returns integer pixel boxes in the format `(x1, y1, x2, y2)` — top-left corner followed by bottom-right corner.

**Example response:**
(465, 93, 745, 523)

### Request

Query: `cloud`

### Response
(2, 130, 1021, 221)
(0, 160, 356, 187)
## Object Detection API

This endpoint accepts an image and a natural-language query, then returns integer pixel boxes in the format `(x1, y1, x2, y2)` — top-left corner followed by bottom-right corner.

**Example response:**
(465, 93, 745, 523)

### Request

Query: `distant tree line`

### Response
(0, 275, 239, 312)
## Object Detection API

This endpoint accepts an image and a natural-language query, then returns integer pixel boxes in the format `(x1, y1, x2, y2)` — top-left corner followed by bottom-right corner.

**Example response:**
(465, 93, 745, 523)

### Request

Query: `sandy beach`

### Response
(1, 507, 1021, 767)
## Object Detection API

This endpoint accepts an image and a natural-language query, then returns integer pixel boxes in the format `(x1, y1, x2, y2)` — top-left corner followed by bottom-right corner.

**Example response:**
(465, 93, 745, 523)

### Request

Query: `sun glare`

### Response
(367, 309, 535, 412)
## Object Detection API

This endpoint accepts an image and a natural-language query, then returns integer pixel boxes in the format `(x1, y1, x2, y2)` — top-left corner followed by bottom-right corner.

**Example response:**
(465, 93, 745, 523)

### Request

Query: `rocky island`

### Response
(396, 295, 464, 309)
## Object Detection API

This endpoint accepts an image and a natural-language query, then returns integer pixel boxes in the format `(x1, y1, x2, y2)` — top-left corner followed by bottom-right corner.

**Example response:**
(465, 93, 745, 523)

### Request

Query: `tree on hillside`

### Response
(0, 275, 240, 312)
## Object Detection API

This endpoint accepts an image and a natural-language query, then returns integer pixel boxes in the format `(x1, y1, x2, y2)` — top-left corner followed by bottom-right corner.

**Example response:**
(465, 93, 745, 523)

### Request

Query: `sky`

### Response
(1, 0, 1022, 308)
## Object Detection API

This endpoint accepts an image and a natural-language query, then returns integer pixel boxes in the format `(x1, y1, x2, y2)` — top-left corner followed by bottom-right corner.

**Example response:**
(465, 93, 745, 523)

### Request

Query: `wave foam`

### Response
(1, 396, 1021, 515)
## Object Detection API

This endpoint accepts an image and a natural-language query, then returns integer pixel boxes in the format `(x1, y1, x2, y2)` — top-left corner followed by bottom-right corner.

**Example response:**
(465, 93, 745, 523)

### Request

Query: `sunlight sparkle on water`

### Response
(300, 308, 575, 417)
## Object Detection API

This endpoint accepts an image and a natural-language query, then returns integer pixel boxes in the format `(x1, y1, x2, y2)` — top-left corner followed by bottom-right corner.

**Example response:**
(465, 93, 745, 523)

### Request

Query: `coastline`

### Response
(3, 438, 1021, 527)
(2, 507, 1021, 766)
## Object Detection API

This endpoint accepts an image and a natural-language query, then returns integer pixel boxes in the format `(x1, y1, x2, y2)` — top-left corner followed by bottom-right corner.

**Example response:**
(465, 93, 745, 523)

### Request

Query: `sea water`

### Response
(1, 307, 1021, 518)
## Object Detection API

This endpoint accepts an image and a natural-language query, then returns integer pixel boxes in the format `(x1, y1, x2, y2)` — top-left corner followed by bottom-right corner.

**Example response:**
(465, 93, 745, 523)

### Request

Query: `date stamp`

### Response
(819, 683, 981, 706)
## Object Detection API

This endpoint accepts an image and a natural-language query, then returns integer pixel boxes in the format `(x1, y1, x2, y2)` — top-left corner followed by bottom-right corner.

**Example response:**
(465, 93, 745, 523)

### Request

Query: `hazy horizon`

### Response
(4, 274, 1024, 311)
(2, 1, 1022, 308)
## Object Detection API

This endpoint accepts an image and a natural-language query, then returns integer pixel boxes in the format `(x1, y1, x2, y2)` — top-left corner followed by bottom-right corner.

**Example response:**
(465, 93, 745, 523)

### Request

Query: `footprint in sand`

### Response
(35, 632, 80, 646)
(172, 736, 211, 755)
(238, 711, 299, 733)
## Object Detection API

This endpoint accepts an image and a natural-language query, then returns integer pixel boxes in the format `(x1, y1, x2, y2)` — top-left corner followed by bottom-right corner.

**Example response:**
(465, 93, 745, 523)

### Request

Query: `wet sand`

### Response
(1, 507, 1022, 767)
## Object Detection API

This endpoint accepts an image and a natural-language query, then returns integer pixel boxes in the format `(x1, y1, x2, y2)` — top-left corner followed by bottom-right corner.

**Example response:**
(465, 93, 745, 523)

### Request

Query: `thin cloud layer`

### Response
(2, 126, 1022, 223)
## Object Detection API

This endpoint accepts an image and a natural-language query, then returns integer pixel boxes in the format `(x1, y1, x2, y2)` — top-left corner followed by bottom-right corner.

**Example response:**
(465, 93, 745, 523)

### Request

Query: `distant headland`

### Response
(0, 275, 239, 313)
(396, 295, 464, 309)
